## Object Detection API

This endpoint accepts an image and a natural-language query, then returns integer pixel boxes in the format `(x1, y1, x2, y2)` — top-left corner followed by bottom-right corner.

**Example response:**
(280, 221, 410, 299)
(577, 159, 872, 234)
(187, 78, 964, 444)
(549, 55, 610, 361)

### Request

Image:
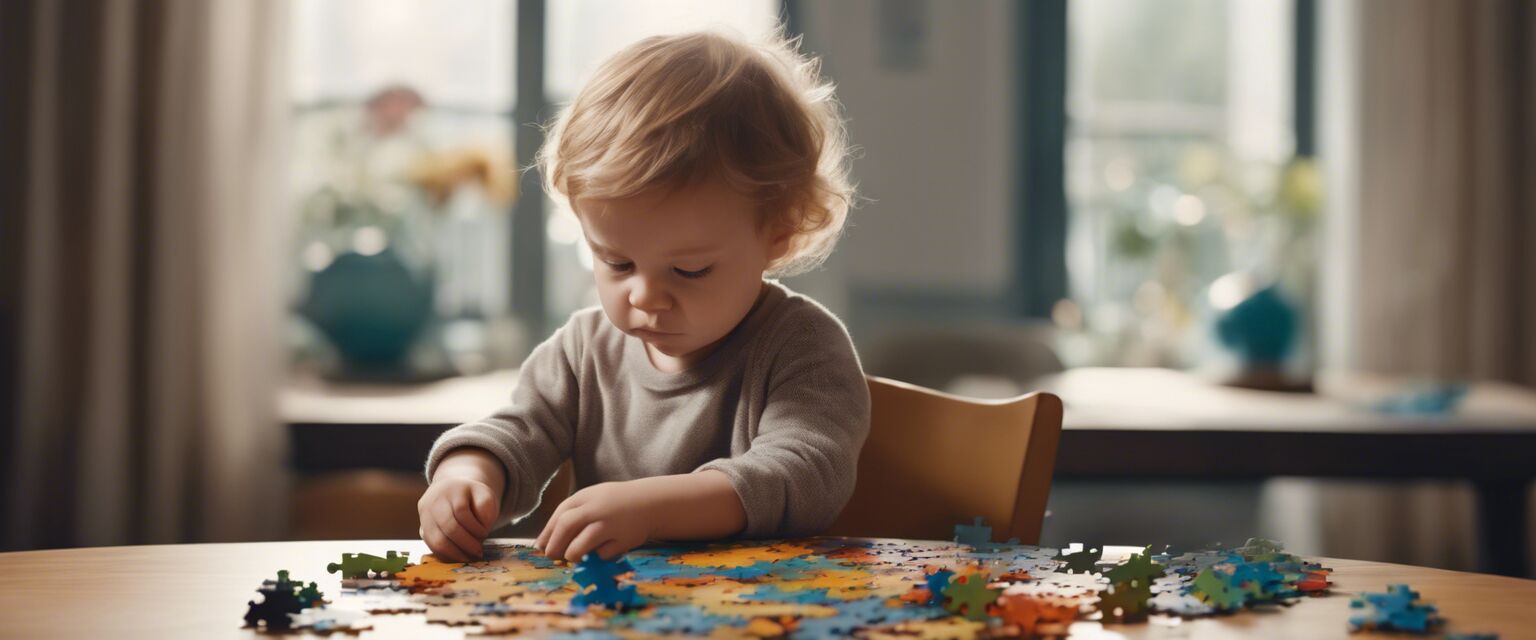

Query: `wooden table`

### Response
(1, 539, 1532, 639)
(282, 367, 1536, 576)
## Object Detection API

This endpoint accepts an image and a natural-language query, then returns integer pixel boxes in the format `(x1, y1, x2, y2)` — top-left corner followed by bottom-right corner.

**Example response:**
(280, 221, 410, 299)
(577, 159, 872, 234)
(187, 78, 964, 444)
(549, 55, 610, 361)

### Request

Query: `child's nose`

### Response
(627, 276, 673, 312)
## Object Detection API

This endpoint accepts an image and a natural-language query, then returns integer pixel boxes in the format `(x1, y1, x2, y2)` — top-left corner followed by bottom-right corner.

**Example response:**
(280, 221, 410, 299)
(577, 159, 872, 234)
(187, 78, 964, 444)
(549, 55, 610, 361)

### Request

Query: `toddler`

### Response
(417, 29, 869, 563)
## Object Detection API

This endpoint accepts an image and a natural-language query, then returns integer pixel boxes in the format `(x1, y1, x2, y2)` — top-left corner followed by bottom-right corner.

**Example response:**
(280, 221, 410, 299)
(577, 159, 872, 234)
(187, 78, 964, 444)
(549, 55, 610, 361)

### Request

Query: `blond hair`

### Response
(537, 29, 854, 277)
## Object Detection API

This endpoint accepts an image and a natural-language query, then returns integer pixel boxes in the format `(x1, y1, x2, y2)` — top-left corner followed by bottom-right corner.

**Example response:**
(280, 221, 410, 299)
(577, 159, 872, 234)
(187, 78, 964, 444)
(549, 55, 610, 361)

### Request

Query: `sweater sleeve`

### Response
(424, 321, 581, 527)
(696, 309, 872, 538)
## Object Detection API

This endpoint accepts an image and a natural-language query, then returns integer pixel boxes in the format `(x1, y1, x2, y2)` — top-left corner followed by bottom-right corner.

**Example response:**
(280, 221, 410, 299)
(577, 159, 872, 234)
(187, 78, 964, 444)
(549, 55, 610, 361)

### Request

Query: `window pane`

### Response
(546, 0, 781, 101)
(291, 0, 514, 109)
(1065, 0, 1296, 367)
(288, 0, 520, 380)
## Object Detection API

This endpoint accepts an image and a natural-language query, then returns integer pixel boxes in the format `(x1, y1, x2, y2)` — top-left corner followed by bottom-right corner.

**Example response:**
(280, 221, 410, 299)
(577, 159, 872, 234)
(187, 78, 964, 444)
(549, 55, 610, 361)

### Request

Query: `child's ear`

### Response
(765, 225, 794, 263)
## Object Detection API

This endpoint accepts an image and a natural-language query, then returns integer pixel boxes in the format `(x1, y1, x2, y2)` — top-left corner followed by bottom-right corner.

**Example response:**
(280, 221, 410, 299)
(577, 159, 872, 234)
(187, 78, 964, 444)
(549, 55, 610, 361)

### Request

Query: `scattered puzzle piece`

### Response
(953, 516, 1021, 551)
(1104, 548, 1166, 586)
(1054, 546, 1102, 574)
(1349, 584, 1444, 634)
(326, 551, 412, 579)
(244, 570, 305, 631)
(1190, 566, 1248, 612)
(993, 593, 1079, 636)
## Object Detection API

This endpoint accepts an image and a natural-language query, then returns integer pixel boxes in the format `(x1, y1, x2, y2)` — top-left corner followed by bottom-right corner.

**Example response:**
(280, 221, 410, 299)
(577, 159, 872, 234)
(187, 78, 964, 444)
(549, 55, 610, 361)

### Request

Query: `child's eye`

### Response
(603, 260, 634, 273)
(674, 266, 713, 279)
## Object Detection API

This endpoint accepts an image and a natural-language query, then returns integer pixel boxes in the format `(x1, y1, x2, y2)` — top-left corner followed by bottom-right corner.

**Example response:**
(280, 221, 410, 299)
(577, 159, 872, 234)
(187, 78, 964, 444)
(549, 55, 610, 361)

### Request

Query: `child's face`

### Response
(575, 179, 789, 370)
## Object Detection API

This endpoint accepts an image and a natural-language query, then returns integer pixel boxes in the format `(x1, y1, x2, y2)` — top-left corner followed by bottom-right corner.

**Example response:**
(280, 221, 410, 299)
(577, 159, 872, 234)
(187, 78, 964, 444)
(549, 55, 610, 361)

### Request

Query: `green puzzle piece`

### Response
(942, 571, 1001, 621)
(327, 551, 411, 579)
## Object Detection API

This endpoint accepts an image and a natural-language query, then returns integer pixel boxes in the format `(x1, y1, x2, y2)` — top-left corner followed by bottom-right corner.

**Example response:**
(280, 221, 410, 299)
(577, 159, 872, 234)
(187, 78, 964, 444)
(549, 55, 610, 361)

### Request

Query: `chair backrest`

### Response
(825, 375, 1063, 544)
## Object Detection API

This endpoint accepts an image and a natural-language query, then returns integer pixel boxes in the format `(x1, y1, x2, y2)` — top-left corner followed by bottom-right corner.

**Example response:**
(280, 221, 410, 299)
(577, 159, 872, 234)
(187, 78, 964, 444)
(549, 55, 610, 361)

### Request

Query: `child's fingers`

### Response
(541, 506, 591, 561)
(449, 490, 490, 539)
(468, 484, 499, 534)
(563, 521, 612, 562)
(593, 539, 629, 561)
(537, 494, 577, 549)
(432, 501, 484, 559)
(421, 516, 473, 563)
(534, 491, 580, 546)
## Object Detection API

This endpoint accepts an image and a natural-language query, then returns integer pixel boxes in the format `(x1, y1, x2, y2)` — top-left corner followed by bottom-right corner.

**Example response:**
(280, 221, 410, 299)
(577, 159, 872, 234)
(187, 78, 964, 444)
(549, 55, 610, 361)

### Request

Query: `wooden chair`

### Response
(825, 376, 1063, 544)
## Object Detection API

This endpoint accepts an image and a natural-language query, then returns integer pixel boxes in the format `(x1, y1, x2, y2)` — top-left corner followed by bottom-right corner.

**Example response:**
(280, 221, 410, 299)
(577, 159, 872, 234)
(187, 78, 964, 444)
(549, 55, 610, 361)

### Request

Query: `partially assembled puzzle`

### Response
(240, 519, 1501, 637)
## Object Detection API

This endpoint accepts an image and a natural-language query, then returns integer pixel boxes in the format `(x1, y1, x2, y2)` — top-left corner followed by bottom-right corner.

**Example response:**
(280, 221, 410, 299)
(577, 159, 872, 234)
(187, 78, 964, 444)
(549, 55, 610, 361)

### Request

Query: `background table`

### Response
(1, 539, 1533, 639)
(1038, 367, 1536, 578)
(283, 366, 1536, 577)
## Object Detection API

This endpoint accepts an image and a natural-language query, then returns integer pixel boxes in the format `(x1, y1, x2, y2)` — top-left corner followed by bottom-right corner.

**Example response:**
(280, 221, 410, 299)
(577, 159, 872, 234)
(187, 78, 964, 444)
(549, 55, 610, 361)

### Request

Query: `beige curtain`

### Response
(1284, 0, 1535, 573)
(2, 0, 290, 549)
(1354, 0, 1536, 382)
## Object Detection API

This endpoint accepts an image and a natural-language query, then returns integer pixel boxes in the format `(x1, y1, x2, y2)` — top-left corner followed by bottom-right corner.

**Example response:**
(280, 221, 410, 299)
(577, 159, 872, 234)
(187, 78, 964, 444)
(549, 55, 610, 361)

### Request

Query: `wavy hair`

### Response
(537, 28, 855, 277)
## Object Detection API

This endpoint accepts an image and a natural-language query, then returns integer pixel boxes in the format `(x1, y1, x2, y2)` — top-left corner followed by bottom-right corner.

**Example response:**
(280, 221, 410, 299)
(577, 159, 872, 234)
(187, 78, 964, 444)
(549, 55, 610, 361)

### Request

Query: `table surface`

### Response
(1041, 367, 1536, 433)
(1, 539, 1532, 639)
(281, 366, 1536, 433)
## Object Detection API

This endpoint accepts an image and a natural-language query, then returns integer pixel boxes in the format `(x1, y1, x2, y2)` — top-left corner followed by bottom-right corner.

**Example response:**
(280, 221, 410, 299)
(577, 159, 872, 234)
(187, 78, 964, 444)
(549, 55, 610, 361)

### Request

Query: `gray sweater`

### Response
(424, 280, 871, 538)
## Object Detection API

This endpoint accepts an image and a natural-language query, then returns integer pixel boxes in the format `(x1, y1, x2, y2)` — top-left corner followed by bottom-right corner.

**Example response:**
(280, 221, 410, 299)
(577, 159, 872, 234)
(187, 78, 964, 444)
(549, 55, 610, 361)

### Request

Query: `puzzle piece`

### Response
(244, 570, 305, 631)
(953, 516, 1021, 551)
(571, 551, 642, 610)
(1349, 584, 1444, 633)
(941, 569, 1000, 621)
(327, 553, 382, 579)
(1097, 579, 1152, 621)
(1054, 546, 1102, 574)
(954, 517, 993, 547)
(1190, 566, 1248, 611)
(296, 581, 327, 608)
(993, 593, 1079, 636)
(374, 550, 412, 575)
(1230, 558, 1290, 603)
(289, 607, 372, 633)
(1103, 548, 1165, 587)
(326, 551, 412, 579)
(924, 568, 955, 606)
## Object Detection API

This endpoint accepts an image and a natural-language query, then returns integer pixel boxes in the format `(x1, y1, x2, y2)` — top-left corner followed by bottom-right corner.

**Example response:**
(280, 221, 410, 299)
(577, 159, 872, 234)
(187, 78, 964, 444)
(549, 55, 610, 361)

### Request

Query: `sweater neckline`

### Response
(625, 280, 788, 392)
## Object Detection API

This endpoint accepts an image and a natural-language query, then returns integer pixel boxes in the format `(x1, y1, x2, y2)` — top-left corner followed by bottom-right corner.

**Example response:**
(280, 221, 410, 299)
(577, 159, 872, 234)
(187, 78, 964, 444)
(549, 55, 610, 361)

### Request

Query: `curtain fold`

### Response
(4, 0, 290, 550)
(1294, 0, 1535, 574)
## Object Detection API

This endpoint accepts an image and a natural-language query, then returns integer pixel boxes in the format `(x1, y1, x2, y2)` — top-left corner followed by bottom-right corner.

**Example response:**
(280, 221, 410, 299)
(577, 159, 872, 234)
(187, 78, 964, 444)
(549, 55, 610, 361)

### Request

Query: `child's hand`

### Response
(419, 448, 505, 562)
(535, 480, 655, 562)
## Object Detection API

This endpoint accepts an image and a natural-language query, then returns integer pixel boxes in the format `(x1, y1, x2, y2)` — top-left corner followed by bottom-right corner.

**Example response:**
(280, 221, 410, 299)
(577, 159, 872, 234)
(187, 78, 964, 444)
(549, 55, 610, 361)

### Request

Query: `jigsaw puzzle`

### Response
(242, 529, 1362, 637)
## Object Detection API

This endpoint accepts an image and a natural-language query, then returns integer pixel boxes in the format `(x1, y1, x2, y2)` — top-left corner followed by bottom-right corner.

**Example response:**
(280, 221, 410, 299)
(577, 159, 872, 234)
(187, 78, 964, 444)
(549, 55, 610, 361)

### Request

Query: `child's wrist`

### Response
(436, 447, 507, 494)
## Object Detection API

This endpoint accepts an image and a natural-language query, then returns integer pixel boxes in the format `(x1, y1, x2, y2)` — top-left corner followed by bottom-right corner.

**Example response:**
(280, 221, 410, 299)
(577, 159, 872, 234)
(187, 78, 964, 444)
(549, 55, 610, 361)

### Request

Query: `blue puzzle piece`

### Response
(954, 517, 993, 546)
(953, 516, 1021, 551)
(570, 552, 641, 611)
(1349, 584, 1443, 633)
(925, 569, 955, 606)
(572, 552, 634, 588)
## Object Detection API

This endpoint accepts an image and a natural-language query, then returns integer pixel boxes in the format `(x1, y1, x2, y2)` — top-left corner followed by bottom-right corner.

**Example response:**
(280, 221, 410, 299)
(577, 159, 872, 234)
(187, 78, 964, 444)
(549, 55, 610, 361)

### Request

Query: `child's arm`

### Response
(535, 470, 745, 561)
(420, 316, 586, 560)
(694, 309, 872, 538)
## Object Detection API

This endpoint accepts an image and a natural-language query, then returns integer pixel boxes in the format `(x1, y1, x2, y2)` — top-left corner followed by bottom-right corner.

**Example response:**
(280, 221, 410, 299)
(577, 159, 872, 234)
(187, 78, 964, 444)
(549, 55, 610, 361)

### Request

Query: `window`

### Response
(287, 0, 779, 381)
(1062, 0, 1306, 367)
